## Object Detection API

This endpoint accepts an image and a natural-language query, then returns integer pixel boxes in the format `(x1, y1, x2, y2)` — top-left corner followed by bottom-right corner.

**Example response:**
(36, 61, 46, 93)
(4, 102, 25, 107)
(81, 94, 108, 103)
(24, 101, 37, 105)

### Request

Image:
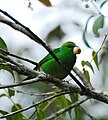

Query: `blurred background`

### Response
(0, 0, 108, 119)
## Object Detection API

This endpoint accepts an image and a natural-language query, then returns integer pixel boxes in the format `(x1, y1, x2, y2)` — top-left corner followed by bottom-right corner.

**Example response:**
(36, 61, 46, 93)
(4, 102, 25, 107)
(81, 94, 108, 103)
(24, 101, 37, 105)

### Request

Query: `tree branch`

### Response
(0, 48, 39, 66)
(0, 90, 72, 119)
(73, 66, 93, 90)
(0, 10, 108, 120)
(0, 9, 85, 90)
(80, 107, 97, 120)
(44, 97, 89, 120)
(0, 68, 108, 104)
(16, 90, 55, 96)
(0, 54, 38, 76)
(0, 53, 108, 104)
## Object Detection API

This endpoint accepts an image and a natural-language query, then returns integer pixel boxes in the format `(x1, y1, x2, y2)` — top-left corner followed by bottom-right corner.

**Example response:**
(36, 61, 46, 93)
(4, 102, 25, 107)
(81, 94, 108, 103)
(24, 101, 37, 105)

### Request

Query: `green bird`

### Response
(24, 41, 81, 80)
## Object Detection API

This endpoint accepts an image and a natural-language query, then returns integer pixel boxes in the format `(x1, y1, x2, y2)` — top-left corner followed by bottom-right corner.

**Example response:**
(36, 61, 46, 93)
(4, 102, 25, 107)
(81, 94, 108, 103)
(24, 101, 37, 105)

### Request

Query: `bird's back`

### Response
(39, 46, 76, 79)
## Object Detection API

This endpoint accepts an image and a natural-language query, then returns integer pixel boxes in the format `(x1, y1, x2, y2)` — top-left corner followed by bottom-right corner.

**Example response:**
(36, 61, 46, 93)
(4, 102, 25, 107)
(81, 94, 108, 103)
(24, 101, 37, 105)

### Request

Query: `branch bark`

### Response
(73, 66, 93, 90)
(44, 97, 89, 120)
(0, 9, 108, 120)
(0, 38, 108, 104)
(0, 91, 72, 119)
(0, 9, 85, 90)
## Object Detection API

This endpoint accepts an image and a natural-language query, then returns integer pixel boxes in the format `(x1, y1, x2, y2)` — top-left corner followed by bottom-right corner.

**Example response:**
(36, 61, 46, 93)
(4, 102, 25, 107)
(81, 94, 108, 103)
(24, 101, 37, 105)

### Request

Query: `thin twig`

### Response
(80, 107, 97, 120)
(0, 77, 42, 89)
(73, 66, 93, 90)
(91, 0, 101, 15)
(0, 9, 85, 90)
(17, 90, 55, 96)
(0, 9, 60, 63)
(0, 9, 108, 108)
(0, 91, 72, 119)
(0, 58, 108, 104)
(0, 53, 21, 67)
(0, 48, 39, 66)
(4, 89, 28, 120)
(44, 97, 89, 120)
(1, 71, 108, 104)
(0, 62, 37, 76)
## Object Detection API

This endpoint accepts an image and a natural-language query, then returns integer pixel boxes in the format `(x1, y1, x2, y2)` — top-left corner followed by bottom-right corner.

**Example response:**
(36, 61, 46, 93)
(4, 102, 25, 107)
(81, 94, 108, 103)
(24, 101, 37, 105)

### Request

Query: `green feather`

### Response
(39, 41, 77, 79)
(39, 48, 60, 66)
(24, 41, 80, 81)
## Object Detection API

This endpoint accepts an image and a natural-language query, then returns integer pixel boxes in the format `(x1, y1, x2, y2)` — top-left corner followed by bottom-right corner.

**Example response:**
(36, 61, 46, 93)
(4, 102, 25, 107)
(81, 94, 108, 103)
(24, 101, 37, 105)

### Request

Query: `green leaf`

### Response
(0, 93, 7, 98)
(36, 107, 45, 120)
(69, 94, 79, 119)
(69, 94, 84, 120)
(66, 99, 72, 119)
(0, 110, 12, 120)
(102, 47, 107, 53)
(86, 61, 94, 73)
(46, 26, 65, 43)
(83, 69, 90, 81)
(75, 107, 81, 120)
(8, 88, 15, 97)
(36, 101, 48, 120)
(0, 38, 14, 79)
(92, 51, 99, 70)
(70, 94, 78, 103)
(0, 37, 8, 50)
(11, 104, 23, 120)
(0, 65, 15, 81)
(82, 15, 93, 48)
(75, 107, 84, 120)
(55, 95, 69, 118)
(39, 0, 51, 6)
(0, 110, 8, 115)
(81, 60, 86, 67)
(81, 60, 94, 73)
(100, 0, 108, 8)
(56, 95, 69, 109)
(11, 104, 22, 111)
(92, 15, 104, 37)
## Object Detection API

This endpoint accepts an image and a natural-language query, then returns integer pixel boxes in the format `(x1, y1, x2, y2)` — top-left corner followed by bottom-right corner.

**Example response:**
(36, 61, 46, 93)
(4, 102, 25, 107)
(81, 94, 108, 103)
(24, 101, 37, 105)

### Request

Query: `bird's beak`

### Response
(73, 46, 81, 54)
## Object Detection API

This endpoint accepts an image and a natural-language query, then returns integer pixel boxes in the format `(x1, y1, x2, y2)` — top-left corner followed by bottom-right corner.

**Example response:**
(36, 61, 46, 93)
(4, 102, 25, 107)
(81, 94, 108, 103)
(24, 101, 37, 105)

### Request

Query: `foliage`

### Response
(0, 0, 108, 120)
(92, 15, 104, 37)
(0, 37, 14, 79)
(46, 26, 65, 43)
(82, 15, 93, 48)
(39, 0, 51, 6)
(0, 37, 8, 50)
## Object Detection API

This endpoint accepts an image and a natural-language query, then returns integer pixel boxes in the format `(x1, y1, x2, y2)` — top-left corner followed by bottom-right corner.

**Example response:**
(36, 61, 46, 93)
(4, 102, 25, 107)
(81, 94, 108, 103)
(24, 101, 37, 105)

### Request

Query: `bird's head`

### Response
(62, 41, 81, 54)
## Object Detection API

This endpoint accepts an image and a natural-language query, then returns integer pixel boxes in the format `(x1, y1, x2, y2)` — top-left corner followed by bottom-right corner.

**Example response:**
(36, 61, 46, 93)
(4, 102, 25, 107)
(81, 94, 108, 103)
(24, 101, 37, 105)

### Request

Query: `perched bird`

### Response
(24, 41, 81, 80)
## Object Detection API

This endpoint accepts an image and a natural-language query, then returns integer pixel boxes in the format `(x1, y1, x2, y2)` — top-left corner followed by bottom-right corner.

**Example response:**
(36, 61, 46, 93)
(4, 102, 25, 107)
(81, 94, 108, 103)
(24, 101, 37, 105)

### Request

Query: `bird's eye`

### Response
(68, 46, 72, 48)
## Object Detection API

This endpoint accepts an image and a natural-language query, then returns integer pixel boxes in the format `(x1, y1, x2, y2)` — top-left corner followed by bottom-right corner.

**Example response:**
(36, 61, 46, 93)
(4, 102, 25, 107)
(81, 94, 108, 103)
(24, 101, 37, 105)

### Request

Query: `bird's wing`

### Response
(39, 48, 60, 66)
